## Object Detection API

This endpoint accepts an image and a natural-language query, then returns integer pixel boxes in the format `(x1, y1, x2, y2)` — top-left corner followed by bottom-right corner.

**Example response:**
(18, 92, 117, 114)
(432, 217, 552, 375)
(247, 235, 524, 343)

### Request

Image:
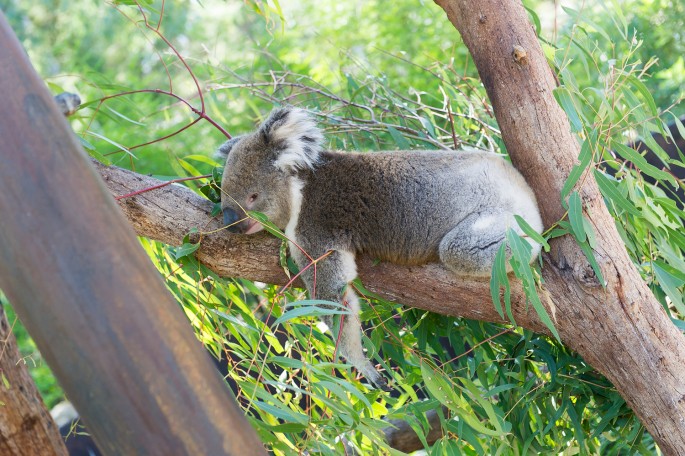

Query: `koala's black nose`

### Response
(222, 207, 242, 233)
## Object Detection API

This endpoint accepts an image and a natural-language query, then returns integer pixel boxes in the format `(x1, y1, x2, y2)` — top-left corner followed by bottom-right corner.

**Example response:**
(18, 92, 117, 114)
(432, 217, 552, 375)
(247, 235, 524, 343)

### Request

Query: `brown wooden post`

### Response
(0, 12, 266, 456)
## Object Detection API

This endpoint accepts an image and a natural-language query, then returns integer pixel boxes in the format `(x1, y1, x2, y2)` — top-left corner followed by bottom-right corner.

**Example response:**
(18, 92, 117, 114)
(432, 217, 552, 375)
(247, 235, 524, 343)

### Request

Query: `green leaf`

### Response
(246, 211, 289, 242)
(314, 381, 355, 408)
(260, 422, 308, 433)
(561, 138, 593, 201)
(673, 115, 685, 141)
(78, 136, 96, 151)
(106, 106, 145, 125)
(482, 383, 517, 398)
(334, 379, 373, 409)
(653, 261, 685, 315)
(578, 241, 606, 286)
(458, 377, 510, 434)
(612, 142, 676, 185)
(268, 356, 305, 369)
(254, 401, 309, 425)
(507, 229, 560, 341)
(490, 243, 512, 322)
(387, 125, 411, 149)
(568, 191, 586, 243)
(345, 74, 361, 100)
(271, 300, 352, 326)
(593, 169, 641, 216)
(582, 217, 597, 249)
(177, 158, 202, 177)
(553, 87, 584, 132)
(625, 74, 659, 120)
(78, 136, 111, 165)
(418, 115, 437, 139)
(523, 5, 542, 35)
(590, 397, 624, 439)
(86, 131, 137, 159)
(173, 242, 200, 260)
(212, 165, 224, 184)
(420, 361, 502, 437)
(184, 154, 221, 167)
(671, 318, 685, 332)
(641, 131, 671, 165)
(514, 214, 549, 252)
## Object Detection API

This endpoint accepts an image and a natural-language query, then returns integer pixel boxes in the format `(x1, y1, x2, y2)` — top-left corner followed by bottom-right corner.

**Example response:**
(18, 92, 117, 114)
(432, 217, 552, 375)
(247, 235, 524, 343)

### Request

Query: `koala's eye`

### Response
(248, 193, 259, 203)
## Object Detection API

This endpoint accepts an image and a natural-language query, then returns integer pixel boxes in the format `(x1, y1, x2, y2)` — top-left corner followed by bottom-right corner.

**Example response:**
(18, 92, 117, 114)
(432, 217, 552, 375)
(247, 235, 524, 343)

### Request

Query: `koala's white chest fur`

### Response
(284, 177, 305, 247)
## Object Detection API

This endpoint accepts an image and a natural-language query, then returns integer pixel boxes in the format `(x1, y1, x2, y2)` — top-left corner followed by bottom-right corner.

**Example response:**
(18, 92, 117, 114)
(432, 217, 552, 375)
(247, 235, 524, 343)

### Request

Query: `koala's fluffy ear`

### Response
(260, 107, 323, 171)
(215, 136, 243, 162)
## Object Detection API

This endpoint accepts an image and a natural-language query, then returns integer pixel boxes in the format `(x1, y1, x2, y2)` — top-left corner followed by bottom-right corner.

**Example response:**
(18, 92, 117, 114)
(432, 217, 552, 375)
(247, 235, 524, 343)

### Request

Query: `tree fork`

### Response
(433, 0, 685, 453)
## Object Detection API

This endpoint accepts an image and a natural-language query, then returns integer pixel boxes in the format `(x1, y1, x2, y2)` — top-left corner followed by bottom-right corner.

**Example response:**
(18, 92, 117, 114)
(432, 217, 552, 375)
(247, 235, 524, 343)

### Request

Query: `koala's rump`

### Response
(297, 150, 536, 265)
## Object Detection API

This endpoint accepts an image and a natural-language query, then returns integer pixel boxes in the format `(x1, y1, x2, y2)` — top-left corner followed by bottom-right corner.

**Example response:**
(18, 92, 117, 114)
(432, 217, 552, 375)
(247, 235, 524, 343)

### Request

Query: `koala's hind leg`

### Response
(438, 211, 514, 277)
(334, 286, 389, 390)
(290, 247, 389, 390)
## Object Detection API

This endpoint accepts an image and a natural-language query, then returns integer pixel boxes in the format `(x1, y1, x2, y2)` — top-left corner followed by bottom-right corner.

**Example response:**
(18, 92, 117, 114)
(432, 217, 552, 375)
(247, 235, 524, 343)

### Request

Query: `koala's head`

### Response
(217, 107, 323, 234)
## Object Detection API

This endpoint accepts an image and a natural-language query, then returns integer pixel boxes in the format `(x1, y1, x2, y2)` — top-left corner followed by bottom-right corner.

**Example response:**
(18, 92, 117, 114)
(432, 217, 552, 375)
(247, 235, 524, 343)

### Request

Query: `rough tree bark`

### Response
(0, 306, 68, 456)
(88, 1, 685, 453)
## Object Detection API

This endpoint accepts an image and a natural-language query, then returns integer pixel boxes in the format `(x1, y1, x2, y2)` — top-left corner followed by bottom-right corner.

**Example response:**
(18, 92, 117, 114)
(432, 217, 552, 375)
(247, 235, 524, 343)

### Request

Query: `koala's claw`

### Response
(364, 369, 392, 391)
(375, 375, 392, 392)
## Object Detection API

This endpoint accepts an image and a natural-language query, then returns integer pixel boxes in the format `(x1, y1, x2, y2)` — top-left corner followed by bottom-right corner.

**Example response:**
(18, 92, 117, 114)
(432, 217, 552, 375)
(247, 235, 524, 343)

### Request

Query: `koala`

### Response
(218, 107, 543, 390)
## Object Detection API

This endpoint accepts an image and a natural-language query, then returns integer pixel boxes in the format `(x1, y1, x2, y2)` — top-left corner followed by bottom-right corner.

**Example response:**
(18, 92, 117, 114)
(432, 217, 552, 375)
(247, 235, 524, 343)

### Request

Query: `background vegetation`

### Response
(1, 0, 683, 453)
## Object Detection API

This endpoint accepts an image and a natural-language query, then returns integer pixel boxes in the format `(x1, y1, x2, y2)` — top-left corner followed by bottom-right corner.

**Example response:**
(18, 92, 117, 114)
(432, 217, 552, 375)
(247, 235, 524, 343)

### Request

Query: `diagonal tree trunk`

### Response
(433, 0, 685, 453)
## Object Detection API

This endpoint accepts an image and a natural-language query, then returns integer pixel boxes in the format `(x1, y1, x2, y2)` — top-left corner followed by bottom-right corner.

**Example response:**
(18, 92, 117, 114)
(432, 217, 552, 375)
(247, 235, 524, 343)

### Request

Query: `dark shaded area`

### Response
(623, 117, 685, 204)
(58, 421, 101, 456)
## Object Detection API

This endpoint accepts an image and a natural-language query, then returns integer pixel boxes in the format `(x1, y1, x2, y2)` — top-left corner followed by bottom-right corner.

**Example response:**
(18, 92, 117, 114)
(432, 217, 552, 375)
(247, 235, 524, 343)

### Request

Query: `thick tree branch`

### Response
(93, 159, 548, 334)
(0, 15, 266, 455)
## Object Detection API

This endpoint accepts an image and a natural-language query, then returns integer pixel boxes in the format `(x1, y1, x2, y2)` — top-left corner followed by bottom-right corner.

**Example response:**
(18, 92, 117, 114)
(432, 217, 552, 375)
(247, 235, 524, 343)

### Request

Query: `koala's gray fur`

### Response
(218, 107, 543, 389)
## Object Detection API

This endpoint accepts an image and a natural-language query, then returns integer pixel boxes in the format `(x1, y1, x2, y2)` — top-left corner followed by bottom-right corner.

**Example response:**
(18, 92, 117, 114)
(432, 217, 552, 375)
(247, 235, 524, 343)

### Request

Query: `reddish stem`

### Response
(88, 3, 232, 157)
(115, 174, 211, 200)
(127, 117, 202, 151)
(136, 2, 204, 111)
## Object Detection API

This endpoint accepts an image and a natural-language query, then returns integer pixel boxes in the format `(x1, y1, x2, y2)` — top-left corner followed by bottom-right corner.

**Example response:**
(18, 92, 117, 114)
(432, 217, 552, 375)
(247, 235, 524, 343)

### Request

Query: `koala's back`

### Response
(295, 149, 540, 265)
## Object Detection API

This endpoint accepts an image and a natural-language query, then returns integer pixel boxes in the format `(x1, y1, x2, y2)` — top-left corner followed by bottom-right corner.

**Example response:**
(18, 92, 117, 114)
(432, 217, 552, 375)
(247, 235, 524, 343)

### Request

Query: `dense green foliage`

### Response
(2, 0, 684, 454)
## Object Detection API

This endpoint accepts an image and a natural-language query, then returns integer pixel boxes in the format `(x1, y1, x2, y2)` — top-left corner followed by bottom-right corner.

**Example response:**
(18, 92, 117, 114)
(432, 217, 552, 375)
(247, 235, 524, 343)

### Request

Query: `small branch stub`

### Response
(512, 45, 528, 65)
